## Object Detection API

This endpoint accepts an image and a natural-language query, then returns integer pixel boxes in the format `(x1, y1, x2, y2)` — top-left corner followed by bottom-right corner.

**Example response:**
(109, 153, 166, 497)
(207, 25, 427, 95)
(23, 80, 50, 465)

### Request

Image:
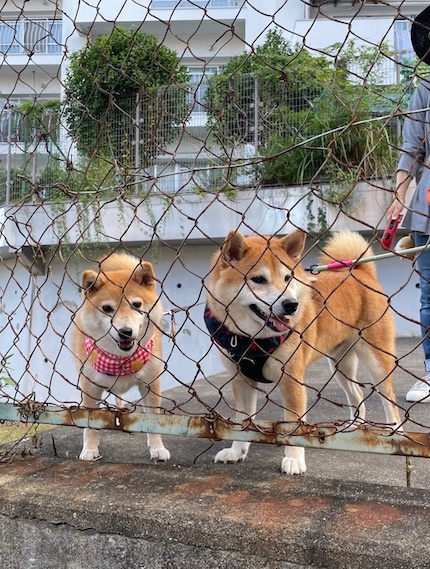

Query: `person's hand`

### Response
(386, 198, 404, 221)
(387, 169, 410, 221)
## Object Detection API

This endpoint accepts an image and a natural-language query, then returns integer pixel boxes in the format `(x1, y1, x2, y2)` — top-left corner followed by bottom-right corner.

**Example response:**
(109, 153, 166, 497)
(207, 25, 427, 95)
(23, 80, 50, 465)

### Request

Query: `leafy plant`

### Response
(206, 30, 333, 149)
(1, 156, 121, 204)
(0, 355, 15, 387)
(207, 34, 401, 188)
(64, 27, 190, 171)
(14, 100, 62, 143)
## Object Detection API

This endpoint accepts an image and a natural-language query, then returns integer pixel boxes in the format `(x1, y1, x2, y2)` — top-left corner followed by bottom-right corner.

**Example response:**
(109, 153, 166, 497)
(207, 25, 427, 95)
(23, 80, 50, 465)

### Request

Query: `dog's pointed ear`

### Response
(82, 270, 105, 293)
(221, 230, 246, 264)
(133, 261, 156, 287)
(280, 230, 306, 261)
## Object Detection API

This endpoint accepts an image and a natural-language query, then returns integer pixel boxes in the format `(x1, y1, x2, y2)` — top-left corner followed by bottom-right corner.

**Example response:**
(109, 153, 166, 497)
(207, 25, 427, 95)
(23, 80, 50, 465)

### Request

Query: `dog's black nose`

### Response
(282, 299, 298, 315)
(118, 327, 133, 339)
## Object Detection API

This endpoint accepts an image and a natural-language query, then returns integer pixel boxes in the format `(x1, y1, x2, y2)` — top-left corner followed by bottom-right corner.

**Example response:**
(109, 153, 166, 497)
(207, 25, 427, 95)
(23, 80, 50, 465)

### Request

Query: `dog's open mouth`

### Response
(250, 304, 291, 333)
(116, 339, 135, 352)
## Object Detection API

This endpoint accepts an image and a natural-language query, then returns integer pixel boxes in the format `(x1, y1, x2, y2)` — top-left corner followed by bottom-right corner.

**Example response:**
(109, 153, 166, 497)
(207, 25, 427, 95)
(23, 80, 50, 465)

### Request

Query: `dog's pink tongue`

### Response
(118, 339, 134, 351)
(269, 315, 290, 333)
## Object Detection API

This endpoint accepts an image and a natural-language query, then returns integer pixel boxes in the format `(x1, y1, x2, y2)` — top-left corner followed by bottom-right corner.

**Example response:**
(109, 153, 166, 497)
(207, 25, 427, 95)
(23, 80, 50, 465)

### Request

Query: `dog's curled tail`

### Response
(98, 252, 141, 273)
(319, 231, 376, 277)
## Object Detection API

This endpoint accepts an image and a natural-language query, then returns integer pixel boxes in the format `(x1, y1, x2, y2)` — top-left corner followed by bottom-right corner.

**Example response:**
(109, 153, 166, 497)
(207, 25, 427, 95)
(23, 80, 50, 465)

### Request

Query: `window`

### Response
(46, 21, 62, 54)
(0, 22, 23, 54)
(188, 67, 219, 113)
(0, 20, 62, 55)
(394, 19, 415, 63)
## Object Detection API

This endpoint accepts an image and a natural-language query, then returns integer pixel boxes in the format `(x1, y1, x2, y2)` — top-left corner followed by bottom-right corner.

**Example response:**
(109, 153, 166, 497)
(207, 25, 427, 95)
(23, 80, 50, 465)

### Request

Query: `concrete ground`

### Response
(1, 338, 430, 569)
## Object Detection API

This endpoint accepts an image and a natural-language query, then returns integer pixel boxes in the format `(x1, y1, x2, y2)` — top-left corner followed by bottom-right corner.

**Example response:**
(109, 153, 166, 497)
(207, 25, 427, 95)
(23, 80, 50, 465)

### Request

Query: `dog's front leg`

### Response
(140, 380, 170, 462)
(279, 373, 307, 475)
(81, 427, 101, 461)
(214, 375, 257, 464)
(79, 378, 104, 461)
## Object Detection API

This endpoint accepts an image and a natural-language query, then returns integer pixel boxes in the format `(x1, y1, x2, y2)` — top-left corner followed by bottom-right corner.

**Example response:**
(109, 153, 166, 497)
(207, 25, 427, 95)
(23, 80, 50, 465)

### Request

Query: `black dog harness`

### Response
(204, 306, 292, 383)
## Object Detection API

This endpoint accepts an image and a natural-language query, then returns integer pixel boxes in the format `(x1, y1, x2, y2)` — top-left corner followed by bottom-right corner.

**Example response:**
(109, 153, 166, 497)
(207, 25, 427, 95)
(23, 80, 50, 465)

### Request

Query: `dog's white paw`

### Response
(281, 457, 306, 475)
(214, 446, 248, 464)
(281, 447, 306, 475)
(79, 448, 101, 461)
(149, 446, 170, 462)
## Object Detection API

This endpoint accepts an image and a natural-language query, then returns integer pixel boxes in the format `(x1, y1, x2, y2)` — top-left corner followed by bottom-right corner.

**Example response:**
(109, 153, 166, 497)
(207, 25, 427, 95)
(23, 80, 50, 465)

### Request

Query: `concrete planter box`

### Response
(1, 182, 394, 255)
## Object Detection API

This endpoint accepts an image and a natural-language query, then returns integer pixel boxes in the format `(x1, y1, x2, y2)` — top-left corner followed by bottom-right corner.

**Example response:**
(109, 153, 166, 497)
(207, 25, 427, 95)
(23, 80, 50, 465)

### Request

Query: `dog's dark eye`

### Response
(251, 275, 267, 285)
(132, 301, 142, 310)
(102, 304, 114, 314)
(285, 274, 291, 283)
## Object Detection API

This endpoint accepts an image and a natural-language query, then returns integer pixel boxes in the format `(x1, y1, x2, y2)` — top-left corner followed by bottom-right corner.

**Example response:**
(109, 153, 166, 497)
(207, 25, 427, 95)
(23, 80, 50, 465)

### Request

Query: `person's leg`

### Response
(413, 232, 430, 371)
(406, 232, 430, 402)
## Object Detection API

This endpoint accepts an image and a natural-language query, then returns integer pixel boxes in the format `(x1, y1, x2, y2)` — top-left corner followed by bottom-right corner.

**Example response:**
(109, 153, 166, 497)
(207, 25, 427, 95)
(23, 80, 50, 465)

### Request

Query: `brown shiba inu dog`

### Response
(72, 252, 170, 462)
(205, 230, 401, 474)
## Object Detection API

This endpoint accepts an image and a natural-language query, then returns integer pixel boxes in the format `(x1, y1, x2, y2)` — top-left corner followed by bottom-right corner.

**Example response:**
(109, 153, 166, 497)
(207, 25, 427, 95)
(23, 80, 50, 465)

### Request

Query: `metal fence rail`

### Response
(2, 402, 430, 458)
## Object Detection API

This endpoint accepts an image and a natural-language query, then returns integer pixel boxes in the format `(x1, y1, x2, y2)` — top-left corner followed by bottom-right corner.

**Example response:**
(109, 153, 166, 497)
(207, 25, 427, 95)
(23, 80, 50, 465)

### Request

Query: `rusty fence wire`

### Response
(0, 0, 430, 468)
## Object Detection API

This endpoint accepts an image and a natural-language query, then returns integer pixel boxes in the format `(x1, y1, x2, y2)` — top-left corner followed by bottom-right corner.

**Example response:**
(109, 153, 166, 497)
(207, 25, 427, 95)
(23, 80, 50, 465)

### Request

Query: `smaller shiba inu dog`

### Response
(72, 252, 170, 462)
(205, 229, 401, 475)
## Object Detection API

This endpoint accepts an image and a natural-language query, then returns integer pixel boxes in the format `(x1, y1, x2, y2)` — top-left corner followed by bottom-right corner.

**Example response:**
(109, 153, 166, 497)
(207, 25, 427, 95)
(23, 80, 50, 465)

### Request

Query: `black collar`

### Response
(204, 306, 291, 383)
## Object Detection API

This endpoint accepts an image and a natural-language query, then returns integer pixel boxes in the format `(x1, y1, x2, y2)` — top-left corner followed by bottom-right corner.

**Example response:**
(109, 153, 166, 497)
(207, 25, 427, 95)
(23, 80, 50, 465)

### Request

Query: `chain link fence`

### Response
(0, 0, 429, 468)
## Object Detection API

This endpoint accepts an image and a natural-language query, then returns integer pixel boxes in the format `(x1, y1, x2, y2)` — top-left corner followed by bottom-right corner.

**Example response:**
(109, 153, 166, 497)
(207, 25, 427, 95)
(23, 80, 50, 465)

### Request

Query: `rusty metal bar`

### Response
(1, 402, 430, 457)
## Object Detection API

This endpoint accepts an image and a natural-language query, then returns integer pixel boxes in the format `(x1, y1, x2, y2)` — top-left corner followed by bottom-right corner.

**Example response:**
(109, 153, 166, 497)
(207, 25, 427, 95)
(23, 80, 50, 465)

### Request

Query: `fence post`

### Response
(253, 74, 259, 153)
(5, 104, 13, 205)
(135, 91, 141, 192)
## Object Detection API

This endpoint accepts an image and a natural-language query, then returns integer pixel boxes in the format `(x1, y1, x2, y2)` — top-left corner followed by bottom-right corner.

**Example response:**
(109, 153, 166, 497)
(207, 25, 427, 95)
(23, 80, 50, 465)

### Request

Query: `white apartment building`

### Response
(0, 0, 420, 191)
(0, 0, 424, 402)
(0, 0, 421, 100)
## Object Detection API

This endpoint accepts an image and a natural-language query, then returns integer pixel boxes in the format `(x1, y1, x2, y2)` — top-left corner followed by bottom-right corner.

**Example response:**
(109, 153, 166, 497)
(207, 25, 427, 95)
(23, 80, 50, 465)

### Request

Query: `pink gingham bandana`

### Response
(84, 336, 154, 376)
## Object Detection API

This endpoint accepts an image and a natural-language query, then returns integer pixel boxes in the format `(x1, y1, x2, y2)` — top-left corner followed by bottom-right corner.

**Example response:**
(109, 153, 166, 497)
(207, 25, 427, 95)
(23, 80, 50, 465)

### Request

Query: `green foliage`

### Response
(14, 100, 61, 145)
(397, 55, 430, 109)
(0, 355, 15, 387)
(207, 30, 333, 148)
(16, 99, 61, 123)
(2, 156, 121, 204)
(207, 33, 401, 187)
(64, 27, 190, 168)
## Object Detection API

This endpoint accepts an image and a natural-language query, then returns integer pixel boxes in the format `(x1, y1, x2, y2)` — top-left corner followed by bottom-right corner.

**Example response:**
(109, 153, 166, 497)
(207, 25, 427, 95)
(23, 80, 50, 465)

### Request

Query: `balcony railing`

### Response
(0, 20, 62, 55)
(151, 0, 241, 8)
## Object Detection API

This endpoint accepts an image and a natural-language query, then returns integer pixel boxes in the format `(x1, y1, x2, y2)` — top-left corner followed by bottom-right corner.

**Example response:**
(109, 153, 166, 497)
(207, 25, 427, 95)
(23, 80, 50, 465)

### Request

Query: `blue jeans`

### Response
(413, 232, 430, 372)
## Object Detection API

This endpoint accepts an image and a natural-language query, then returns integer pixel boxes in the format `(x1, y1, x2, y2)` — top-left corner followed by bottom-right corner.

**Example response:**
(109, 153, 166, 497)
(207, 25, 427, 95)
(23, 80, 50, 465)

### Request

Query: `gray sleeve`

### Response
(397, 82, 429, 178)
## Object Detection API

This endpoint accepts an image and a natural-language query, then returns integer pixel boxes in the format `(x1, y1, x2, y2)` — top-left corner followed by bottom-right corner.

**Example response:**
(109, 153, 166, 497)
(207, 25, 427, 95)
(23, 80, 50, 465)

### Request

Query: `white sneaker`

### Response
(406, 374, 430, 402)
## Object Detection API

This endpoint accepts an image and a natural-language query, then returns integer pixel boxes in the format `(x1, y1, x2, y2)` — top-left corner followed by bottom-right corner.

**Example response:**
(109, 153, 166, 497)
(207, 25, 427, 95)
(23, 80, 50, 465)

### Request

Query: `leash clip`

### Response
(307, 264, 320, 275)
